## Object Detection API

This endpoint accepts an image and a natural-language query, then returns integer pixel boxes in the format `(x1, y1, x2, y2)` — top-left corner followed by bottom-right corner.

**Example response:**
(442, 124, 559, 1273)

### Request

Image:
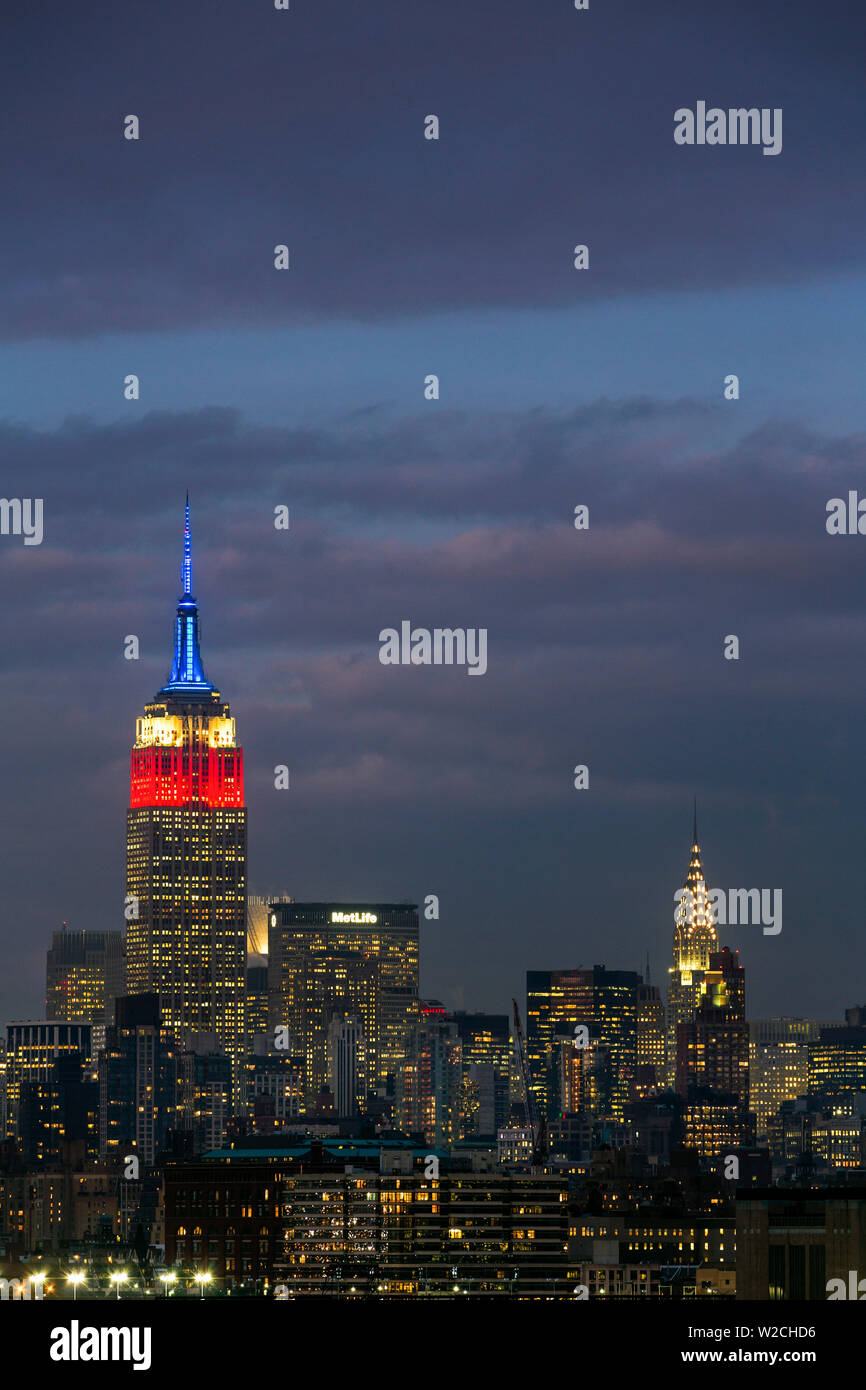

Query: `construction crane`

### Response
(512, 998, 548, 1168)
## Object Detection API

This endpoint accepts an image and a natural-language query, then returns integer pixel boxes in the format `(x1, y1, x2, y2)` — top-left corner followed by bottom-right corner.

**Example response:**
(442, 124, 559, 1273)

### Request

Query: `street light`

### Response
(159, 1272, 176, 1298)
(110, 1271, 128, 1301)
(194, 1271, 212, 1299)
(67, 1272, 86, 1301)
(30, 1273, 46, 1300)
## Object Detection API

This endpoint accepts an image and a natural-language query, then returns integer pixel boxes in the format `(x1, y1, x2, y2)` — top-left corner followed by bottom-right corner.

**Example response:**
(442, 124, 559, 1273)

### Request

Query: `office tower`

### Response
(247, 896, 269, 958)
(246, 894, 290, 958)
(666, 808, 719, 1087)
(178, 1042, 232, 1153)
(243, 1039, 304, 1133)
(45, 926, 126, 1025)
(0, 1038, 6, 1140)
(268, 902, 420, 1098)
(274, 949, 378, 1108)
(126, 500, 247, 1097)
(328, 1016, 368, 1119)
(750, 1018, 831, 1142)
(589, 968, 640, 1116)
(527, 966, 638, 1121)
(676, 947, 753, 1155)
(450, 1011, 512, 1136)
(18, 1053, 99, 1167)
(808, 1013, 866, 1096)
(98, 994, 179, 1164)
(557, 1030, 613, 1116)
(397, 1003, 462, 1147)
(636, 981, 666, 1091)
(768, 1094, 866, 1171)
(245, 960, 269, 1048)
(4, 1022, 92, 1140)
(460, 1061, 497, 1138)
(806, 1095, 866, 1172)
(527, 970, 590, 1121)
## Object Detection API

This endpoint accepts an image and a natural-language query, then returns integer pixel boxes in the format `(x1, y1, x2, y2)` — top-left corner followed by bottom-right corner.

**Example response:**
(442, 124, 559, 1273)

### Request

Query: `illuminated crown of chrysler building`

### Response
(672, 799, 718, 975)
(665, 800, 719, 1087)
(126, 500, 247, 1096)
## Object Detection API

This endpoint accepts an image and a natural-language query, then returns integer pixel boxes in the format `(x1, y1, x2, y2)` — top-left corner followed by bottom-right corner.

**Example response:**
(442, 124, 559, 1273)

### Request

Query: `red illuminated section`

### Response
(130, 745, 244, 809)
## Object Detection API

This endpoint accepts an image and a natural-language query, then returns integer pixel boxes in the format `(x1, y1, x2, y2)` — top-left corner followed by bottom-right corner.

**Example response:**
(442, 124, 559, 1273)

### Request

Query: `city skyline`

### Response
(1, 494, 862, 1032)
(2, 4, 864, 1323)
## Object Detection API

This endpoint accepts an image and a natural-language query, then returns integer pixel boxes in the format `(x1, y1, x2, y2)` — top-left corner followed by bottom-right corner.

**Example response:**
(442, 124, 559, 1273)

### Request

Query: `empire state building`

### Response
(126, 500, 247, 1091)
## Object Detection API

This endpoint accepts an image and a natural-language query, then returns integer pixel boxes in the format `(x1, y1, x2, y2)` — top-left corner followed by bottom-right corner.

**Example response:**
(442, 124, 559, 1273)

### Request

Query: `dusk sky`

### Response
(2, 0, 865, 1026)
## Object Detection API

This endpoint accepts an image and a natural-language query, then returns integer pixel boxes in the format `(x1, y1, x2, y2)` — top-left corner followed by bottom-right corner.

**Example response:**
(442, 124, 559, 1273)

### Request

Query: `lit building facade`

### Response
(750, 1017, 829, 1143)
(4, 1022, 92, 1140)
(328, 1015, 368, 1119)
(267, 902, 419, 1100)
(245, 961, 269, 1049)
(398, 1003, 462, 1146)
(125, 501, 247, 1096)
(243, 1045, 304, 1133)
(450, 1012, 512, 1138)
(527, 970, 591, 1121)
(527, 967, 638, 1121)
(570, 1210, 736, 1297)
(666, 812, 718, 1088)
(676, 947, 753, 1156)
(19, 1053, 99, 1167)
(808, 1020, 866, 1097)
(165, 1143, 569, 1294)
(45, 928, 125, 1026)
(98, 994, 179, 1164)
(636, 983, 666, 1092)
(769, 1093, 866, 1172)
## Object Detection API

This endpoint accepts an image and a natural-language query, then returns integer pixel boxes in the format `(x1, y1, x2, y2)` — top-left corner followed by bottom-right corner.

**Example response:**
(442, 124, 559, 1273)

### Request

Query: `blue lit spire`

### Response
(182, 490, 192, 597)
(158, 496, 217, 700)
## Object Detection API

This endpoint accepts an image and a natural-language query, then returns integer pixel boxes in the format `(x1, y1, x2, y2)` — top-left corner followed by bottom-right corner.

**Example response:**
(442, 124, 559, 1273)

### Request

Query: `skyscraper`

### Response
(808, 1013, 866, 1096)
(527, 966, 638, 1120)
(267, 902, 420, 1102)
(526, 969, 592, 1121)
(4, 1022, 92, 1140)
(750, 1017, 831, 1142)
(98, 994, 179, 1164)
(45, 927, 125, 1026)
(450, 1011, 512, 1137)
(328, 1015, 368, 1119)
(636, 981, 666, 1093)
(676, 946, 753, 1155)
(666, 807, 719, 1087)
(126, 500, 247, 1096)
(397, 1001, 462, 1146)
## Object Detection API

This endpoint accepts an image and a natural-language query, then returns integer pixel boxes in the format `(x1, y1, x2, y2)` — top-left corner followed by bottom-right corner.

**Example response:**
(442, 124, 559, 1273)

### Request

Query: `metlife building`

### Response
(266, 902, 420, 1103)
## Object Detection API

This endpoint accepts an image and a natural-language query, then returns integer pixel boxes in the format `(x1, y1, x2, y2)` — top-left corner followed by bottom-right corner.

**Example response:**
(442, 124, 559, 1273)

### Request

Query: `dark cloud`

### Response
(1, 0, 863, 338)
